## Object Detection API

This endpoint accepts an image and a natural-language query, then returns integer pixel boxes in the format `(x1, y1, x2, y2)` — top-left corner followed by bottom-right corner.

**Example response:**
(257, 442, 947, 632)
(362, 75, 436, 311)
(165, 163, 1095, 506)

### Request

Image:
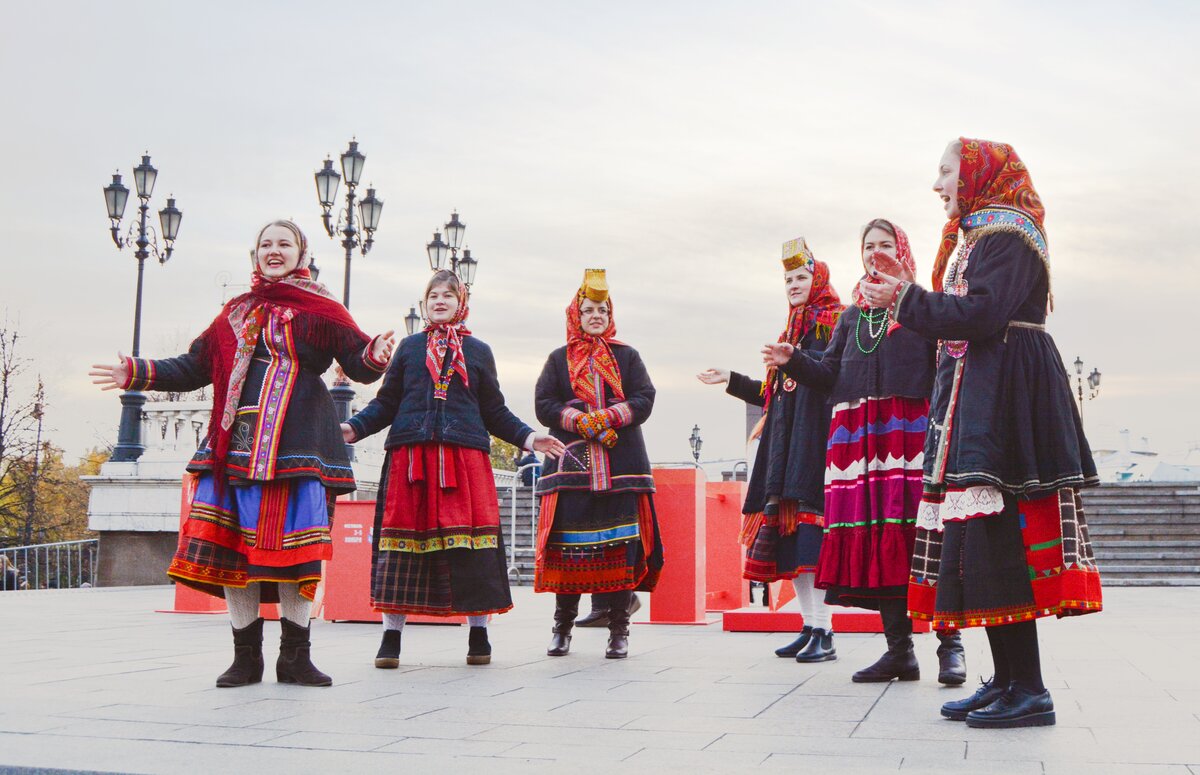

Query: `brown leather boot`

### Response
(276, 619, 332, 686)
(548, 594, 580, 657)
(216, 618, 264, 688)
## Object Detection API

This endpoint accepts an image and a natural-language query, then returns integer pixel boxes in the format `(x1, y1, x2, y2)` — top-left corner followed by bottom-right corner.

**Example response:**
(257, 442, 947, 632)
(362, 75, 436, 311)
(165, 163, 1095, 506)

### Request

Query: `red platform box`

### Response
(704, 480, 749, 612)
(159, 474, 227, 615)
(322, 500, 463, 625)
(722, 605, 931, 633)
(647, 467, 709, 624)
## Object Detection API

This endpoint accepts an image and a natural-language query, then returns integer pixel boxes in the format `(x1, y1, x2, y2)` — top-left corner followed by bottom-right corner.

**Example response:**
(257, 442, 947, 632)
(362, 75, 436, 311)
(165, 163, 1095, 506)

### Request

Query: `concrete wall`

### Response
(96, 531, 179, 587)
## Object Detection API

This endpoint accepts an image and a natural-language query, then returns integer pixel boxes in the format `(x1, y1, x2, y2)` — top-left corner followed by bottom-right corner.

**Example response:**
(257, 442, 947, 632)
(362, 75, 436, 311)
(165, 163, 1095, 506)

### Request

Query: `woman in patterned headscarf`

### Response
(533, 269, 663, 659)
(863, 139, 1102, 728)
(90, 219, 395, 688)
(698, 237, 843, 663)
(344, 269, 564, 669)
(764, 218, 966, 687)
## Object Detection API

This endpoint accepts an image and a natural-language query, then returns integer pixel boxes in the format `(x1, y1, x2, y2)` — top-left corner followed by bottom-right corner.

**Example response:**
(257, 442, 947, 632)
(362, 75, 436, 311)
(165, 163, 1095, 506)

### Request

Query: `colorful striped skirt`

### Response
(167, 473, 332, 601)
(815, 395, 928, 609)
(741, 501, 823, 582)
(535, 489, 663, 594)
(371, 444, 512, 616)
(908, 486, 1104, 630)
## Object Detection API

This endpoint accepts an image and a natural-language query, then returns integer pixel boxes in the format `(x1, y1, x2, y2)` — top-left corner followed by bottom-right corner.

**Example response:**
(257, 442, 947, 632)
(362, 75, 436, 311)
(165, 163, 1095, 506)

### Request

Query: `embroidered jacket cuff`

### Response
(362, 338, 390, 372)
(122, 356, 156, 391)
(559, 406, 585, 433)
(601, 402, 634, 429)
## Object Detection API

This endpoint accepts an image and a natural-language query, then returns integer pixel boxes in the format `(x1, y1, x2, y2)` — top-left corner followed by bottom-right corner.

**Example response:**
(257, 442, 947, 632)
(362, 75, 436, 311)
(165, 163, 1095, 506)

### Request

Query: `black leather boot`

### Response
(605, 593, 632, 659)
(276, 619, 332, 686)
(795, 628, 837, 663)
(216, 618, 264, 688)
(965, 684, 1055, 728)
(936, 630, 967, 685)
(374, 628, 402, 669)
(547, 595, 580, 657)
(575, 596, 610, 628)
(941, 678, 1005, 720)
(466, 626, 492, 665)
(852, 603, 918, 682)
(774, 626, 813, 658)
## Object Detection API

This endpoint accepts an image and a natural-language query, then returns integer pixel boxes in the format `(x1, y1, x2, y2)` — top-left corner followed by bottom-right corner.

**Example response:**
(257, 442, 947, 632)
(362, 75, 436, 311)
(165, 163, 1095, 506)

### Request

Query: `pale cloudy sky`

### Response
(1, 0, 1196, 467)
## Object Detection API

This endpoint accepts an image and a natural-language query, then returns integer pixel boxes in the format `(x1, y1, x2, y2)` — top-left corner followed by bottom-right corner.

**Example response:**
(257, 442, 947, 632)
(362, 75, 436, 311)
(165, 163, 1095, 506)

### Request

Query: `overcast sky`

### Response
(1, 0, 1196, 468)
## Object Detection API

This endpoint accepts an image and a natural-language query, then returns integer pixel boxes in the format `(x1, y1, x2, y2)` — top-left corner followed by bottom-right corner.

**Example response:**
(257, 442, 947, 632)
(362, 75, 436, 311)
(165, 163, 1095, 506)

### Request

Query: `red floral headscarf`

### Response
(566, 290, 625, 408)
(425, 277, 472, 401)
(763, 259, 842, 406)
(932, 137, 1046, 292)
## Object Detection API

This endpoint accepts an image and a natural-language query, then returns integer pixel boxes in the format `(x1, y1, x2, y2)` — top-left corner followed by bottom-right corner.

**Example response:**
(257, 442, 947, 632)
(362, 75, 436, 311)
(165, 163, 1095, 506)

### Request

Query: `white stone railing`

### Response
(140, 401, 212, 462)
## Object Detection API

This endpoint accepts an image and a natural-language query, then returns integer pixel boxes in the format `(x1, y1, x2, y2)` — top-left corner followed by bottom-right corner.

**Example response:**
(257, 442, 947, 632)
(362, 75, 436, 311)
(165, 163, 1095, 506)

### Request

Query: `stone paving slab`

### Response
(1, 585, 1199, 774)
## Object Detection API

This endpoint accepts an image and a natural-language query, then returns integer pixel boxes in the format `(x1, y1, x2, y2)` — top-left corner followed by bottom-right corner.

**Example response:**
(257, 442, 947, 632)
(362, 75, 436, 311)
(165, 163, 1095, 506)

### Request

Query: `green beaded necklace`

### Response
(854, 308, 889, 354)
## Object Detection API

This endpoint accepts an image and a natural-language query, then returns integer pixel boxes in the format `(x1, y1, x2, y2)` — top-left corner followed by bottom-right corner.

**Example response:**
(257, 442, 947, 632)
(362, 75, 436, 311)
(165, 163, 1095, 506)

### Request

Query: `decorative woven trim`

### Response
(602, 402, 634, 429)
(363, 336, 389, 372)
(123, 356, 156, 391)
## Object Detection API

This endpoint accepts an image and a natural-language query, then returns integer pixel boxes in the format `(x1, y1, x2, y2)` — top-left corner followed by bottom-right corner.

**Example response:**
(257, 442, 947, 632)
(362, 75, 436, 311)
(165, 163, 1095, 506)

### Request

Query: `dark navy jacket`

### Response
(346, 332, 533, 453)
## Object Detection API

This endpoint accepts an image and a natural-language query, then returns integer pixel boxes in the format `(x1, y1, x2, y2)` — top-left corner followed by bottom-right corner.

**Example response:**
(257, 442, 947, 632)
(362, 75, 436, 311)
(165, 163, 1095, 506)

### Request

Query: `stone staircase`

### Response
(1082, 482, 1200, 586)
(496, 484, 539, 585)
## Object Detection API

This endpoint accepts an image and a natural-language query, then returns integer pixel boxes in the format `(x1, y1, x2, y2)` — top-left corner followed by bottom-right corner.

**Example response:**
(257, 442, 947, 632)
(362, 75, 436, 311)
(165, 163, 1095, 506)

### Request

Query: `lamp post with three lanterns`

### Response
(101, 153, 183, 462)
(1073, 356, 1101, 420)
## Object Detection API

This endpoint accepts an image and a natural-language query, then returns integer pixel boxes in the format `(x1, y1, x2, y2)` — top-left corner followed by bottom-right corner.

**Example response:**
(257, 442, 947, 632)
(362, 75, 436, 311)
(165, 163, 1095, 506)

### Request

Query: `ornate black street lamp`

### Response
(314, 139, 384, 456)
(404, 305, 422, 336)
(425, 211, 479, 286)
(102, 153, 183, 462)
(1073, 356, 1102, 420)
(689, 424, 703, 465)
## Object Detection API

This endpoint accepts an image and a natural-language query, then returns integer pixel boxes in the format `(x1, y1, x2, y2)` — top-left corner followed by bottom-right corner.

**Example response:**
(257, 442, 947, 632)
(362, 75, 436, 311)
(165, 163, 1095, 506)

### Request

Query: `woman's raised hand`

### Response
(696, 368, 730, 385)
(761, 342, 795, 366)
(88, 353, 129, 391)
(371, 330, 396, 363)
(860, 270, 902, 308)
(341, 422, 356, 444)
(532, 433, 567, 460)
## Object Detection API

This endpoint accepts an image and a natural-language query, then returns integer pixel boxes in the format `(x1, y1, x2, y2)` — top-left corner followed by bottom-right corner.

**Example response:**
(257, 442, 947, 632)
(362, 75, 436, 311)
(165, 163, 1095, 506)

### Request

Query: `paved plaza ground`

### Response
(1, 585, 1198, 774)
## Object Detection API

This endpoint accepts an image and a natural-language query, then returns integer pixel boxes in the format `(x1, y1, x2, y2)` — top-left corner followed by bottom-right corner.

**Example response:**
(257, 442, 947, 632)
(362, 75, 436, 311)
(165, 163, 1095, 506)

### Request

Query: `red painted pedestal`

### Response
(704, 480, 749, 612)
(647, 467, 709, 624)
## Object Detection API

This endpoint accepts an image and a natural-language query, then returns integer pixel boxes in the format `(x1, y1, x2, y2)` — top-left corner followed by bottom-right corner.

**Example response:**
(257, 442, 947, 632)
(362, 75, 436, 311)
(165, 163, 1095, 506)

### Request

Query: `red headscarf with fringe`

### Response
(762, 259, 842, 407)
(424, 278, 472, 400)
(932, 138, 1046, 292)
(566, 291, 625, 408)
(199, 265, 371, 487)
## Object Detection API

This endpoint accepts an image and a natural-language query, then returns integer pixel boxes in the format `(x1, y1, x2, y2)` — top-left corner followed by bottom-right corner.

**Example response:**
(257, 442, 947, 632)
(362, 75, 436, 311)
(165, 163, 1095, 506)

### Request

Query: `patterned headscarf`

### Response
(566, 284, 625, 408)
(424, 276, 472, 401)
(763, 259, 842, 406)
(932, 138, 1047, 294)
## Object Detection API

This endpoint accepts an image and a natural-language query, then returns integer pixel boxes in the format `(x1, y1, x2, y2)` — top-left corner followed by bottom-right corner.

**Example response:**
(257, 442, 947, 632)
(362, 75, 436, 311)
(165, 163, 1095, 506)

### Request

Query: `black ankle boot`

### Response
(936, 631, 967, 685)
(941, 677, 1005, 720)
(965, 684, 1055, 728)
(374, 628, 402, 669)
(795, 628, 837, 663)
(216, 618, 264, 688)
(576, 598, 611, 628)
(606, 598, 631, 659)
(775, 626, 813, 658)
(276, 619, 332, 686)
(467, 626, 492, 665)
(852, 644, 919, 682)
(548, 596, 580, 657)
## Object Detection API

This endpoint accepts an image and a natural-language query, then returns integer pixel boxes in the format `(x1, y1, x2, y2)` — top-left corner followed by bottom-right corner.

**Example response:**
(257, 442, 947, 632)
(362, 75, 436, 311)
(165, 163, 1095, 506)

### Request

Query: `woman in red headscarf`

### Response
(763, 219, 966, 687)
(343, 269, 564, 668)
(90, 219, 395, 688)
(863, 139, 1102, 728)
(698, 237, 843, 663)
(533, 269, 663, 659)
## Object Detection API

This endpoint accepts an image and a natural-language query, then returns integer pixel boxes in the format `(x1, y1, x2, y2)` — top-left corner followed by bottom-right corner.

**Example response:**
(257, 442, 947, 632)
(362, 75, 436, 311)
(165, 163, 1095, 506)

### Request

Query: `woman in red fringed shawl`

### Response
(533, 269, 663, 659)
(343, 269, 563, 669)
(91, 220, 395, 688)
(698, 237, 843, 663)
(764, 219, 967, 686)
(864, 139, 1101, 729)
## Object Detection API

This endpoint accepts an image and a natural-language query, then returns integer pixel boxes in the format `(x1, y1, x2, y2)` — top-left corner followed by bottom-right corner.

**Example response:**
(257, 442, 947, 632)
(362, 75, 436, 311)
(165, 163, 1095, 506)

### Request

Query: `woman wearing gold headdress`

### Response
(533, 269, 664, 659)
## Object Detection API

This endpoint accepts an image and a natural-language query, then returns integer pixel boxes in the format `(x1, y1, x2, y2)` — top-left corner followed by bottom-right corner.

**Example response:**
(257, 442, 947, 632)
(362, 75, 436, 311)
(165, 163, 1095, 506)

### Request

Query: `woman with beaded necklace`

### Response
(763, 218, 966, 686)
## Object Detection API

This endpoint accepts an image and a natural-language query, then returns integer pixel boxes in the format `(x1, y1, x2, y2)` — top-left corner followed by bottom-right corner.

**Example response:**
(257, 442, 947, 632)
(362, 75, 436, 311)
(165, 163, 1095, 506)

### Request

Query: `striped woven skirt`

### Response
(370, 444, 513, 616)
(740, 501, 824, 582)
(815, 395, 928, 609)
(167, 473, 332, 602)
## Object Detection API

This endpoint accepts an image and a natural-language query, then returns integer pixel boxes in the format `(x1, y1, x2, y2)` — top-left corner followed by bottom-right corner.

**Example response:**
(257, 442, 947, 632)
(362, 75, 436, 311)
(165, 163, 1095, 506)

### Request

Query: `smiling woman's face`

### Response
(426, 282, 461, 324)
(933, 142, 962, 219)
(255, 225, 303, 278)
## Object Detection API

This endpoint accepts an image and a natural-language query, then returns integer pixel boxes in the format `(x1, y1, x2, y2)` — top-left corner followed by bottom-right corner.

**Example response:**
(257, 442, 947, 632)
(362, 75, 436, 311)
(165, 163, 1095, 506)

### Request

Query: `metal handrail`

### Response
(1, 539, 98, 591)
(503, 462, 541, 583)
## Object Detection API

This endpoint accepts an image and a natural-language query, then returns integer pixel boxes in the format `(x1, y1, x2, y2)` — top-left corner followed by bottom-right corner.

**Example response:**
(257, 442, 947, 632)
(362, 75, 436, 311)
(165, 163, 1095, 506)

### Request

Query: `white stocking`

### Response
(277, 583, 311, 627)
(467, 615, 489, 628)
(383, 613, 407, 631)
(225, 583, 261, 629)
(791, 574, 832, 631)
